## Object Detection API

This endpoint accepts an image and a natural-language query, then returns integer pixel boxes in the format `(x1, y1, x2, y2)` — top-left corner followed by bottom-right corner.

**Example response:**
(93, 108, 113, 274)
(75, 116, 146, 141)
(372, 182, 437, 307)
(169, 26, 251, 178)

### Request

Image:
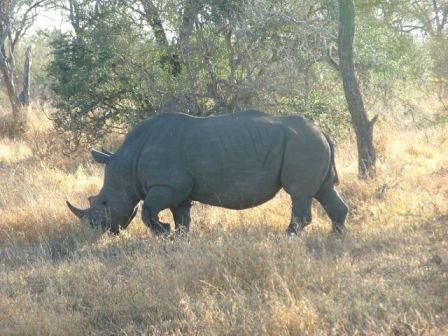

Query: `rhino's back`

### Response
(184, 111, 287, 208)
(118, 110, 330, 209)
(127, 111, 286, 209)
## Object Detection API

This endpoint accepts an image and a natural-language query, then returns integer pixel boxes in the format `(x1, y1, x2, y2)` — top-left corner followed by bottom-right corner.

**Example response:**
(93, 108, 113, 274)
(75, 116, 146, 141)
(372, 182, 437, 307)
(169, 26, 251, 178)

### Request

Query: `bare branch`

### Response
(68, 0, 82, 33)
(0, 0, 48, 135)
(326, 43, 339, 71)
(412, 0, 437, 35)
(139, 0, 168, 46)
(432, 0, 441, 29)
(397, 24, 427, 33)
(268, 12, 337, 42)
(441, 7, 448, 32)
(370, 114, 379, 127)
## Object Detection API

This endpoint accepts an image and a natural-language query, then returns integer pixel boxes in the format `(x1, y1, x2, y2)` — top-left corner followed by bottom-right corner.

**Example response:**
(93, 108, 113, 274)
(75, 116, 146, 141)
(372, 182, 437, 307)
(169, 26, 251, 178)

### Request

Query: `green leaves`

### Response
(46, 0, 435, 150)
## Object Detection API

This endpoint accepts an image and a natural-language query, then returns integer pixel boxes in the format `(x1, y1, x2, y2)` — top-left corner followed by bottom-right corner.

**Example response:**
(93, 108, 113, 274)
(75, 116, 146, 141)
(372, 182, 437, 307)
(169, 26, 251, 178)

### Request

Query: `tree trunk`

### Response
(18, 46, 32, 106)
(338, 0, 377, 178)
(0, 45, 31, 135)
(178, 0, 203, 114)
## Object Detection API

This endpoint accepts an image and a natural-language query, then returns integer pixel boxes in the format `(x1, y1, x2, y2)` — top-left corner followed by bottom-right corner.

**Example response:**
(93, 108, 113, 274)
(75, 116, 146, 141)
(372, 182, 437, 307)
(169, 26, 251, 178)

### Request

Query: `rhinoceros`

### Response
(67, 110, 348, 235)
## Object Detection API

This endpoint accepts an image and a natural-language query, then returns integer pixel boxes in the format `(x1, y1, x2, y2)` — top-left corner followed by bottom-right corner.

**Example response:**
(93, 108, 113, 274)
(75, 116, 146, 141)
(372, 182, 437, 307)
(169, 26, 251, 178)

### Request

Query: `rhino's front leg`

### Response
(141, 186, 174, 236)
(171, 200, 192, 236)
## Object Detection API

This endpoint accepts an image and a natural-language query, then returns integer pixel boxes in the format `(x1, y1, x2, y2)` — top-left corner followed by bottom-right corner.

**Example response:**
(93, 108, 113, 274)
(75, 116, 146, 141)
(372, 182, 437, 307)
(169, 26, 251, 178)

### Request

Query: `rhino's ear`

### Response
(91, 149, 111, 164)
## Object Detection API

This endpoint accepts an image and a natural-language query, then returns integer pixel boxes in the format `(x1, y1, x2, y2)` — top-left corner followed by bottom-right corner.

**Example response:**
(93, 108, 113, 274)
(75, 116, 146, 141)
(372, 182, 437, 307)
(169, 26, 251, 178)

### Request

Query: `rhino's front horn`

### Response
(66, 201, 89, 219)
(101, 147, 114, 156)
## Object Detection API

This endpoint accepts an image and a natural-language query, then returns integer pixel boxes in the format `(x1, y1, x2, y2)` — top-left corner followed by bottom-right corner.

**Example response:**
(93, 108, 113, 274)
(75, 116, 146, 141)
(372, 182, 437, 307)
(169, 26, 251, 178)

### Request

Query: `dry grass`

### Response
(0, 104, 447, 335)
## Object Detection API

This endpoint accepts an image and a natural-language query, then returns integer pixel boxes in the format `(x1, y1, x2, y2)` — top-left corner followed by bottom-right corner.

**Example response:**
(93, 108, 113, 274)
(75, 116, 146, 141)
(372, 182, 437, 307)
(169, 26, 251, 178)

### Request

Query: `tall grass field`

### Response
(0, 103, 447, 335)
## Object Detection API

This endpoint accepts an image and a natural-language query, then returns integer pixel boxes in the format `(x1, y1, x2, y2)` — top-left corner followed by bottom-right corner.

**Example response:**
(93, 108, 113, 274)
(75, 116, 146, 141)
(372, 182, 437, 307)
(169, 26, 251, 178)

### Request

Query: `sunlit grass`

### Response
(0, 105, 447, 335)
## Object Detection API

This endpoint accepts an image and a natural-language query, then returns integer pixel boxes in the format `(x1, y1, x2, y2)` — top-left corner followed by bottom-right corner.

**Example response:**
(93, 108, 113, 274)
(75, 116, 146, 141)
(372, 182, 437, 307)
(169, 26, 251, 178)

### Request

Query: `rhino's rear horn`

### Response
(66, 201, 90, 219)
(91, 149, 111, 164)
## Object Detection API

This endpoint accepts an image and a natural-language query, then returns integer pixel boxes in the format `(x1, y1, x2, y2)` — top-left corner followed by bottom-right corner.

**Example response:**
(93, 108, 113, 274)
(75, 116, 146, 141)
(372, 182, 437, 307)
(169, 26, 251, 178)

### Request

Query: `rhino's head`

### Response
(67, 149, 138, 234)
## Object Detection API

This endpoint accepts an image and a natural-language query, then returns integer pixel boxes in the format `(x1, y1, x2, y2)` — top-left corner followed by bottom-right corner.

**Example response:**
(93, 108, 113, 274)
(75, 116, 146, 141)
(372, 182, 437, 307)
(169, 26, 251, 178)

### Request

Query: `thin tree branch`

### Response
(139, 0, 168, 46)
(432, 0, 442, 32)
(268, 12, 337, 42)
(326, 42, 339, 71)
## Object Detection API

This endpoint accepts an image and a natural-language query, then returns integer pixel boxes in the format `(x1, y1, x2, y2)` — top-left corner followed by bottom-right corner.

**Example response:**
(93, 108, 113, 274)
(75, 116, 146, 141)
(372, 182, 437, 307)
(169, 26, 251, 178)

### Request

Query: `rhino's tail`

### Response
(323, 133, 339, 186)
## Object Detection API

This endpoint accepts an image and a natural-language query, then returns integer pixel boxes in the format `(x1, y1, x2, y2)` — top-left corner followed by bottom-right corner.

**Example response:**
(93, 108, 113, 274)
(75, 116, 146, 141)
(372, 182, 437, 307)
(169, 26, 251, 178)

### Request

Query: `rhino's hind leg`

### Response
(171, 200, 192, 236)
(142, 186, 176, 236)
(286, 197, 313, 235)
(314, 186, 348, 234)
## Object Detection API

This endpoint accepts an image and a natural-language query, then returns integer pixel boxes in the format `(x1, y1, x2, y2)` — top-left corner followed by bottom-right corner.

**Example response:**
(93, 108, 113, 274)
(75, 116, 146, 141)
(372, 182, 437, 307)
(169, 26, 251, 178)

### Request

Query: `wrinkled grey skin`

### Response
(67, 110, 348, 236)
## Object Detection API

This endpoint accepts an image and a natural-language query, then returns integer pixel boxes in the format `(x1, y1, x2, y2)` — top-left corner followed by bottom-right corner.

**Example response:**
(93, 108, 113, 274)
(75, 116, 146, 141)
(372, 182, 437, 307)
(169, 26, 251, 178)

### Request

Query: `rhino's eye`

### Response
(102, 200, 107, 206)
